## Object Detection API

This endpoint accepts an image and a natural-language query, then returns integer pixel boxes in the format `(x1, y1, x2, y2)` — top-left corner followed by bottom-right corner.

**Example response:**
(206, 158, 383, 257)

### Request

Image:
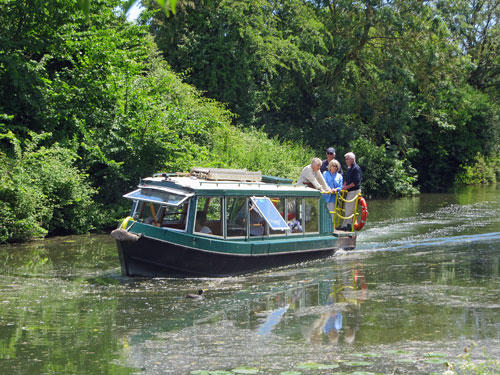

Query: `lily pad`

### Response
(423, 359, 449, 365)
(296, 362, 321, 369)
(345, 361, 372, 367)
(232, 367, 260, 374)
(352, 372, 376, 375)
(318, 364, 340, 369)
(384, 349, 412, 355)
(424, 352, 447, 358)
(295, 362, 339, 370)
(280, 371, 302, 375)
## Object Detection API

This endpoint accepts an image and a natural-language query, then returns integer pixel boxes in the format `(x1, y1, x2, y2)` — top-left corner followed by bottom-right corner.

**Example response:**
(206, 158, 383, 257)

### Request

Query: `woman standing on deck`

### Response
(322, 159, 343, 220)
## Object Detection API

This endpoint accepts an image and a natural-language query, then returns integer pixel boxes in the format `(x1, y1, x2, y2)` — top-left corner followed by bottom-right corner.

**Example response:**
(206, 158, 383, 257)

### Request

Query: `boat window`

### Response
(133, 200, 189, 230)
(305, 197, 319, 233)
(133, 201, 162, 226)
(268, 197, 286, 235)
(226, 197, 247, 237)
(249, 203, 265, 236)
(250, 197, 290, 231)
(160, 202, 189, 230)
(124, 188, 189, 206)
(194, 197, 222, 236)
(286, 197, 304, 234)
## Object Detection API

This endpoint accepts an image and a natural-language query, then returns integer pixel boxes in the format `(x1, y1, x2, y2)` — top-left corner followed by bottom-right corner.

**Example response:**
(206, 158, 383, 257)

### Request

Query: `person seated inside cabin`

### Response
(249, 204, 265, 236)
(195, 211, 212, 234)
(288, 219, 303, 233)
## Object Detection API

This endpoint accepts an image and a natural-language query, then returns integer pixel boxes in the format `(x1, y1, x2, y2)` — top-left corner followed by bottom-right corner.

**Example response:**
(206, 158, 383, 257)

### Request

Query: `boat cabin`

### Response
(123, 168, 334, 240)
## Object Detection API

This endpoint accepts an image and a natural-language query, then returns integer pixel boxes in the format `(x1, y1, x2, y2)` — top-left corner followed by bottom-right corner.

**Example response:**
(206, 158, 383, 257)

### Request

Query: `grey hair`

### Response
(311, 157, 322, 167)
(344, 152, 355, 163)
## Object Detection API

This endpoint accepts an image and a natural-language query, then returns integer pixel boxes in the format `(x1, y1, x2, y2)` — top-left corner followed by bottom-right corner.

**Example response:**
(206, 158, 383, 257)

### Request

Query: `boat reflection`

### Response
(252, 263, 367, 344)
(120, 262, 369, 354)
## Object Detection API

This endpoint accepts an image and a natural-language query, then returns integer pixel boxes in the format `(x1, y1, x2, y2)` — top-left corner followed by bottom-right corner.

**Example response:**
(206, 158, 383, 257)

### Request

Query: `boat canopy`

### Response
(123, 187, 193, 206)
(250, 196, 290, 231)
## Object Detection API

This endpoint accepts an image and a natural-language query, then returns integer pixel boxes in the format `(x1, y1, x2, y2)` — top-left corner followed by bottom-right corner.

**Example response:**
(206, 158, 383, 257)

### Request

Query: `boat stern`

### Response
(333, 230, 356, 250)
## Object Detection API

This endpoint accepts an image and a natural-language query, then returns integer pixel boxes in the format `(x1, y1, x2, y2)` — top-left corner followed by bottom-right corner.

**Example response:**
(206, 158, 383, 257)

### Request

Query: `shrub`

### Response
(351, 138, 419, 198)
(208, 126, 315, 180)
(0, 131, 98, 243)
(455, 153, 500, 186)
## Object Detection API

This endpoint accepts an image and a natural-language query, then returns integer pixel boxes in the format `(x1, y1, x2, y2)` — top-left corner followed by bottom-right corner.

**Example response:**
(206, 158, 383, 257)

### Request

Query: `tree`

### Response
(148, 0, 499, 193)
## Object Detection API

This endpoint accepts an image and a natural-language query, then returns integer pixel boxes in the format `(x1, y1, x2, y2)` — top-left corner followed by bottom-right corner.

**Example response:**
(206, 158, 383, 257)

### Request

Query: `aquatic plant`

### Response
(443, 347, 500, 375)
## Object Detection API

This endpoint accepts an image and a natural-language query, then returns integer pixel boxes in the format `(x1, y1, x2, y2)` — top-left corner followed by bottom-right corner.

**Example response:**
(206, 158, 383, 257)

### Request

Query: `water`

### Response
(0, 186, 499, 375)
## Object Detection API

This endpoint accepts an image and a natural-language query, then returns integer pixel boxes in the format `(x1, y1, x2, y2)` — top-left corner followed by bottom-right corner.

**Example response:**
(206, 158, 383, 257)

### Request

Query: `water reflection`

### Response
(300, 267, 365, 346)
(255, 264, 366, 342)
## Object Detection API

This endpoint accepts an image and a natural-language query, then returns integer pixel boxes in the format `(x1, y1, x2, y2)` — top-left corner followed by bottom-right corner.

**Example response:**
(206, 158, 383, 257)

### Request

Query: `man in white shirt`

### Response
(297, 158, 330, 192)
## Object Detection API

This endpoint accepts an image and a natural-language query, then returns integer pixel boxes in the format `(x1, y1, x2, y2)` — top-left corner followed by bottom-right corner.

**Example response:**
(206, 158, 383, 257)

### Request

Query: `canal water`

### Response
(0, 186, 499, 375)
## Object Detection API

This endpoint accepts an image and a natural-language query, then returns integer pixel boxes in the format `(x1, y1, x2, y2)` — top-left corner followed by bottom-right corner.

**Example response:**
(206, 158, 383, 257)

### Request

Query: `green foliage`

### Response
(351, 138, 419, 198)
(444, 346, 500, 375)
(208, 126, 315, 180)
(0, 0, 316, 241)
(149, 0, 500, 192)
(0, 131, 97, 243)
(455, 153, 500, 186)
(1, 0, 499, 242)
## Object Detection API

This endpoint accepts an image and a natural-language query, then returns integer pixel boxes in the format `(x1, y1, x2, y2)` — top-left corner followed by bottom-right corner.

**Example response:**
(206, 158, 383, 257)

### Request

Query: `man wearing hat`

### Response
(320, 147, 343, 174)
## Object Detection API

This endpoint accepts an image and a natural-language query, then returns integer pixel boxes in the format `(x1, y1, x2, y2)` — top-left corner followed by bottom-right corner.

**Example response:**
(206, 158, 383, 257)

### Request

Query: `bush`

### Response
(0, 131, 98, 243)
(208, 126, 315, 180)
(455, 153, 500, 186)
(351, 138, 419, 198)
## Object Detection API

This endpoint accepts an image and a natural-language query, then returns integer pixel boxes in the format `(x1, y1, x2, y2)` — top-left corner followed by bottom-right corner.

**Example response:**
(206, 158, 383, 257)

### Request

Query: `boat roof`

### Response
(136, 168, 321, 197)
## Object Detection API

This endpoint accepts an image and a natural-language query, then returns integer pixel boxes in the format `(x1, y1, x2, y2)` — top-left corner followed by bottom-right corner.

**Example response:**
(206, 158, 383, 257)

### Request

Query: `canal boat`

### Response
(112, 168, 366, 277)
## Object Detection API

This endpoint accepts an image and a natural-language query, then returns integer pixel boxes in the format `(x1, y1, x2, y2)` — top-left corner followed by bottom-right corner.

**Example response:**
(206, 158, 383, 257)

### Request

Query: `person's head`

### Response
(311, 157, 322, 172)
(328, 159, 340, 173)
(326, 147, 336, 162)
(344, 152, 355, 167)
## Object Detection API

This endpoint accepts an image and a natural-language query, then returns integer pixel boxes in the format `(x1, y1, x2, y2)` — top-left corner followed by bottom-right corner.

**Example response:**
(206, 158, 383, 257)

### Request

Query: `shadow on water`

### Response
(0, 186, 499, 374)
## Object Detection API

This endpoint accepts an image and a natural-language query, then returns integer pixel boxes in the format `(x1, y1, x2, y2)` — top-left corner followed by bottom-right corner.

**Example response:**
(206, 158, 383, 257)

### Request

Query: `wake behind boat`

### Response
(112, 168, 366, 277)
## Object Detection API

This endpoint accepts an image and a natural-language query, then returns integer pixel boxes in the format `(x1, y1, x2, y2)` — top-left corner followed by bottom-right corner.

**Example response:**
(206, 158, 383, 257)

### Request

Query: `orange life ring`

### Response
(354, 197, 368, 231)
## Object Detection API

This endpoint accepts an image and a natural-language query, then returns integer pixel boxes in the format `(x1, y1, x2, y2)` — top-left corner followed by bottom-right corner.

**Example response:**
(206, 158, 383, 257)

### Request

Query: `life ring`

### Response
(120, 216, 135, 230)
(354, 197, 368, 231)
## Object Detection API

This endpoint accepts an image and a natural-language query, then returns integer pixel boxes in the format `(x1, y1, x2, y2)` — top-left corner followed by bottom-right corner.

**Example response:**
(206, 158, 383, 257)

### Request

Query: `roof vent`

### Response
(190, 168, 262, 182)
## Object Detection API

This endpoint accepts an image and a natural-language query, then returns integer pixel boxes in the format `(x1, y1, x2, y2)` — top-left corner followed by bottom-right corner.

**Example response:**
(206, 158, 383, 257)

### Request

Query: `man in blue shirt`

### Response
(339, 152, 362, 231)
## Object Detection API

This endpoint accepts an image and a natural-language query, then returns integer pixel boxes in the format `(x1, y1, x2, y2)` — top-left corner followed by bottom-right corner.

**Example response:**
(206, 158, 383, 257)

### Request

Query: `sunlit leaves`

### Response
(76, 0, 178, 16)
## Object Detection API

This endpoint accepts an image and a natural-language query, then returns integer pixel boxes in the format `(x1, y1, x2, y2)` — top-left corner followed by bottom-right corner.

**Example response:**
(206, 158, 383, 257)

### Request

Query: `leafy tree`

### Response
(0, 0, 318, 241)
(148, 0, 499, 193)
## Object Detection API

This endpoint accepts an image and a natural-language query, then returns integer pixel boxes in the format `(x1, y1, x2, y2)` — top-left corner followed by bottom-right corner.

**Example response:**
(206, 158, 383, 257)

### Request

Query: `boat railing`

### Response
(329, 191, 361, 231)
